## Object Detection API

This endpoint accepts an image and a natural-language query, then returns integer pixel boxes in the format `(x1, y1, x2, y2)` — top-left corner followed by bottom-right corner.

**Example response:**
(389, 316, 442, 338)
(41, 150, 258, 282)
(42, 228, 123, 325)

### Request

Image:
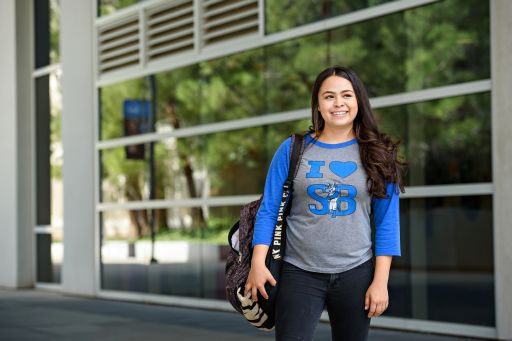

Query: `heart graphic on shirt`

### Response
(329, 161, 357, 179)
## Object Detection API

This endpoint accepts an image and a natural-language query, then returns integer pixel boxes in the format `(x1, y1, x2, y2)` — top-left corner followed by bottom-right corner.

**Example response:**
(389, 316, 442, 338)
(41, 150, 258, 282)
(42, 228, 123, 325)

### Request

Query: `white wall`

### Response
(60, 0, 96, 295)
(492, 1, 512, 340)
(0, 0, 34, 288)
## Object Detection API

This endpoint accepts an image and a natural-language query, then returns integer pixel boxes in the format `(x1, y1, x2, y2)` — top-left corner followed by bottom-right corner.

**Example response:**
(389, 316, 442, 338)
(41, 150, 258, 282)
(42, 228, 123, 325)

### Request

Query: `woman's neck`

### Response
(314, 127, 356, 144)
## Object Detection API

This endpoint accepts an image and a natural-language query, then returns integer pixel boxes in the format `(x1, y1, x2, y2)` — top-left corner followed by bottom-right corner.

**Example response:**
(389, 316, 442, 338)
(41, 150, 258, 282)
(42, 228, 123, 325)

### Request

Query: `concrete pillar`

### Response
(61, 1, 96, 296)
(0, 0, 35, 288)
(491, 1, 512, 340)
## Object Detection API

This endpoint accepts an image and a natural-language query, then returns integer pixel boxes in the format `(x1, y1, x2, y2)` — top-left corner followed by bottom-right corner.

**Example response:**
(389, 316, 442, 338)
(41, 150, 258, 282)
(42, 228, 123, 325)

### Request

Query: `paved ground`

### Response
(0, 289, 488, 341)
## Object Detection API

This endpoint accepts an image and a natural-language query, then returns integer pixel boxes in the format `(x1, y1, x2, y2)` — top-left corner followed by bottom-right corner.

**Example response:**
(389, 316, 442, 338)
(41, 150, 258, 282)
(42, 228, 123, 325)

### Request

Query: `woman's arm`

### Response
(367, 183, 400, 317)
(245, 137, 293, 301)
(365, 255, 392, 317)
(244, 244, 276, 302)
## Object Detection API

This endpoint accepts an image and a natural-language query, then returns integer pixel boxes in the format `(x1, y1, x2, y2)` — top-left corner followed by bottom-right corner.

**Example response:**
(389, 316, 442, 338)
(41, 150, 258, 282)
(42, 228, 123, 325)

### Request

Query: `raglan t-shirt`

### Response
(252, 134, 400, 274)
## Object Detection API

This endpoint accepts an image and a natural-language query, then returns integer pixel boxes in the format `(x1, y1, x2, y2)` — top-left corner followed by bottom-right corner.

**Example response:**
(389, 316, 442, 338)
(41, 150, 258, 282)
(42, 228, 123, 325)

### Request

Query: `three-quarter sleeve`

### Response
(251, 138, 291, 247)
(372, 182, 401, 256)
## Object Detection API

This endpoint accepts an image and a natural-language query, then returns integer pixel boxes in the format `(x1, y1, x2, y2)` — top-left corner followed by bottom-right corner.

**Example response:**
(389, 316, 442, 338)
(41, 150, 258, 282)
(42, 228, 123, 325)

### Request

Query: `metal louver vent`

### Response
(147, 0, 194, 61)
(98, 15, 140, 74)
(203, 0, 259, 46)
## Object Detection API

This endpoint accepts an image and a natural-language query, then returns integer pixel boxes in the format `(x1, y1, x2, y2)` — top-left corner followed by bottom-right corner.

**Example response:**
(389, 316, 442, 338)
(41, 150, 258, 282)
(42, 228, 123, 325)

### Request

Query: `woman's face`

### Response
(317, 75, 358, 132)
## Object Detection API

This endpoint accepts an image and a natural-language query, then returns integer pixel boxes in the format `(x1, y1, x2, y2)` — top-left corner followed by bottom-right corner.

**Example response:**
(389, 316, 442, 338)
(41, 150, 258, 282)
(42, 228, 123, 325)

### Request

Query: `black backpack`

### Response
(225, 133, 307, 330)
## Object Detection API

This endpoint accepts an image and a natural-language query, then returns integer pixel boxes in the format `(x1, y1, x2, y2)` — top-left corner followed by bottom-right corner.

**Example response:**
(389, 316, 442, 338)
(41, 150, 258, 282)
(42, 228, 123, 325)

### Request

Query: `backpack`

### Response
(225, 133, 307, 330)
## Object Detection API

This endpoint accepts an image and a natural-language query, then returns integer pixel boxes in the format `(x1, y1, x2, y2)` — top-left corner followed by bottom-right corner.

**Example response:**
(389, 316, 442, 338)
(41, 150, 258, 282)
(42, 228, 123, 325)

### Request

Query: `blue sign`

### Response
(123, 99, 153, 159)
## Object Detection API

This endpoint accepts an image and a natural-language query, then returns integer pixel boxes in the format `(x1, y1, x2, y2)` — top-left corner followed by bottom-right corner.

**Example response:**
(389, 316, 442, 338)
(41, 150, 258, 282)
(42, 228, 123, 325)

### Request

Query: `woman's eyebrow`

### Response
(321, 89, 354, 95)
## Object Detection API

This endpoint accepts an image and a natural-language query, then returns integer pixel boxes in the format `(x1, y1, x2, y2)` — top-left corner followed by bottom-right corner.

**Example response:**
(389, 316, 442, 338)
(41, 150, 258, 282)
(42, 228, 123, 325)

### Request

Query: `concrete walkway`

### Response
(0, 289, 487, 341)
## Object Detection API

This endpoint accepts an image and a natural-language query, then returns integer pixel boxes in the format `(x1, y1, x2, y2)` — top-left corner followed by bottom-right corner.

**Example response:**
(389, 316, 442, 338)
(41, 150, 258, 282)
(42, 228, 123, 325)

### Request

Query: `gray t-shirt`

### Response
(284, 138, 373, 273)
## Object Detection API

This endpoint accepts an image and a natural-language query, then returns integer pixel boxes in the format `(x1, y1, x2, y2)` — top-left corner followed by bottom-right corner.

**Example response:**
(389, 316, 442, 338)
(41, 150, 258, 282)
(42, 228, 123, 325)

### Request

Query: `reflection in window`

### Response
(35, 70, 63, 283)
(265, 0, 489, 98)
(34, 0, 60, 68)
(155, 65, 201, 128)
(374, 92, 491, 186)
(99, 2, 489, 137)
(100, 121, 310, 204)
(388, 195, 494, 326)
(198, 49, 265, 123)
(329, 0, 489, 97)
(100, 78, 150, 140)
(100, 206, 239, 298)
(264, 32, 328, 114)
(265, 0, 392, 34)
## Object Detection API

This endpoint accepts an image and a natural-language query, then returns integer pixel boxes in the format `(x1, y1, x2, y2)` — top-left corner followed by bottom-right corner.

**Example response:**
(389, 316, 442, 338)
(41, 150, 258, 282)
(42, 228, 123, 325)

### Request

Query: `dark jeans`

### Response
(275, 259, 374, 341)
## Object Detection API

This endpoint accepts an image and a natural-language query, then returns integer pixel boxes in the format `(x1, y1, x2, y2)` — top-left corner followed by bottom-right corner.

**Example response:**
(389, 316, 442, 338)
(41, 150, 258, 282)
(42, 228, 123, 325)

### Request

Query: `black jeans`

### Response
(275, 259, 374, 341)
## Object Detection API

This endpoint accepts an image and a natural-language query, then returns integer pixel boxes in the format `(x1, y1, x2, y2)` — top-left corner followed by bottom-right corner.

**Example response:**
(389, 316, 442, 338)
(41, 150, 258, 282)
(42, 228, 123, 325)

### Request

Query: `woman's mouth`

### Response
(331, 111, 348, 117)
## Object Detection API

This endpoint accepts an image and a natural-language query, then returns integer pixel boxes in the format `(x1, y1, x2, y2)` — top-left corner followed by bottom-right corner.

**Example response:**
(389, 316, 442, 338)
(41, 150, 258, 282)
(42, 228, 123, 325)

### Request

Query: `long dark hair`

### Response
(310, 65, 406, 198)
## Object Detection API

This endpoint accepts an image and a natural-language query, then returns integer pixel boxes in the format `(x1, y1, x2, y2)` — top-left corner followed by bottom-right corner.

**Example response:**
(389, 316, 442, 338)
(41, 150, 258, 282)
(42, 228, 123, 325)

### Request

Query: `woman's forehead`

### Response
(320, 76, 354, 92)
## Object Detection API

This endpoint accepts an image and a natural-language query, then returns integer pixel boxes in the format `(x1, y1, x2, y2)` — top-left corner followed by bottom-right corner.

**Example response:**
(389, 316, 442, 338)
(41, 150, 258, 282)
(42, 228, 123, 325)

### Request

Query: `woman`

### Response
(245, 65, 406, 341)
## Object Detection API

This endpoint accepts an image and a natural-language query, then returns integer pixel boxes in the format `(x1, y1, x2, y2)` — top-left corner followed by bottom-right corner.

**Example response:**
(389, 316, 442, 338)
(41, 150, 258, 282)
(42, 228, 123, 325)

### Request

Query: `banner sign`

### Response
(123, 99, 152, 159)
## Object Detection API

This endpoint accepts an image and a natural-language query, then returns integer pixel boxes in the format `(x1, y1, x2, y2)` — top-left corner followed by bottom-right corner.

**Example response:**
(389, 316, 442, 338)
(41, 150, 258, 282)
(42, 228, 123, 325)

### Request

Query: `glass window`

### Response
(35, 70, 63, 283)
(101, 97, 491, 199)
(100, 49, 264, 140)
(266, 0, 490, 98)
(264, 32, 328, 114)
(100, 206, 239, 298)
(100, 120, 310, 203)
(374, 92, 491, 186)
(100, 0, 489, 138)
(328, 0, 489, 97)
(265, 0, 392, 34)
(198, 49, 265, 123)
(34, 0, 60, 68)
(387, 195, 494, 326)
(100, 78, 150, 141)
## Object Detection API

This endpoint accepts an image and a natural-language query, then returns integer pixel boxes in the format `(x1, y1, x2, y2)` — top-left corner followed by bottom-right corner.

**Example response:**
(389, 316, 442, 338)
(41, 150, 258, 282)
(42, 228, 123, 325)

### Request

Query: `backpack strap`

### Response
(286, 132, 307, 185)
(270, 132, 307, 260)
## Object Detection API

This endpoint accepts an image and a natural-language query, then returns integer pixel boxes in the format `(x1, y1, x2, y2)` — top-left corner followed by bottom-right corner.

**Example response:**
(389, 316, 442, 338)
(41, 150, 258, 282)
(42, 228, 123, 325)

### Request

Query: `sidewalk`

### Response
(0, 289, 487, 341)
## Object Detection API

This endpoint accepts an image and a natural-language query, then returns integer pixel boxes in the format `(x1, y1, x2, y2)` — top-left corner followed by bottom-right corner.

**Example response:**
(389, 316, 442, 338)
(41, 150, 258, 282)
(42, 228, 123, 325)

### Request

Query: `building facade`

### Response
(1, 0, 511, 339)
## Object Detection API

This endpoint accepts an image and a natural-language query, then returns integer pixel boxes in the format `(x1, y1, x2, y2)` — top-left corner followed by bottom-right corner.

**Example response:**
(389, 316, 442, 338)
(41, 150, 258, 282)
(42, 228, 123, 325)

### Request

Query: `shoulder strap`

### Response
(270, 132, 307, 260)
(285, 132, 307, 185)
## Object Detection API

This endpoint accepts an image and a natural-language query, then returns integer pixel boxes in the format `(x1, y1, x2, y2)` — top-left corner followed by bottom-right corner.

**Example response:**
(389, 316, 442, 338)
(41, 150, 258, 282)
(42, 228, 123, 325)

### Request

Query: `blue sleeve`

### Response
(252, 138, 292, 247)
(372, 183, 401, 256)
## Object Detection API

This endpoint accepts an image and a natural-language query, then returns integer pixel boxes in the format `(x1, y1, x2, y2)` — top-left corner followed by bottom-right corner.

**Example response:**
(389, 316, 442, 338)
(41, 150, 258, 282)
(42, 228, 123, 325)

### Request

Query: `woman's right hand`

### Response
(244, 244, 277, 302)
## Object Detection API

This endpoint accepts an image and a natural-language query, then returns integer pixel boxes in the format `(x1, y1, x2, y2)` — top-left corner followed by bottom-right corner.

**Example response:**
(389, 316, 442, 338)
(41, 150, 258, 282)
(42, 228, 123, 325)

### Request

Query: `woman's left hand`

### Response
(364, 281, 389, 318)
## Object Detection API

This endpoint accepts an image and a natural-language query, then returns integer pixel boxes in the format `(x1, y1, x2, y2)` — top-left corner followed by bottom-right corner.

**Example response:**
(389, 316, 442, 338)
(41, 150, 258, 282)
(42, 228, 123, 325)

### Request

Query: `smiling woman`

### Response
(246, 66, 406, 341)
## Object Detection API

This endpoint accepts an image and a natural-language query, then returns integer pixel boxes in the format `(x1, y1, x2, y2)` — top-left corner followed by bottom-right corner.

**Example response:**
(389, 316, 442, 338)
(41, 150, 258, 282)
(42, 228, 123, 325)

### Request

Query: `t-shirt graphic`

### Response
(306, 160, 358, 218)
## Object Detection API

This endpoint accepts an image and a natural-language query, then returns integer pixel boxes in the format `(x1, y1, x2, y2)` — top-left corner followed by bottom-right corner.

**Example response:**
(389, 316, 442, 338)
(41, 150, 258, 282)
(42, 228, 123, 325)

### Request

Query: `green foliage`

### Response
(138, 216, 234, 245)
(265, 0, 392, 33)
(98, 0, 141, 16)
(50, 0, 60, 64)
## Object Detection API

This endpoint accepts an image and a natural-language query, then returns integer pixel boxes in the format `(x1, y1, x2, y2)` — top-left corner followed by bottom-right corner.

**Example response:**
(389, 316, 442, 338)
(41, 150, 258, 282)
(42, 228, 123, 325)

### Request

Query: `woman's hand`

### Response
(365, 255, 392, 318)
(244, 244, 276, 302)
(364, 280, 389, 317)
(244, 263, 277, 302)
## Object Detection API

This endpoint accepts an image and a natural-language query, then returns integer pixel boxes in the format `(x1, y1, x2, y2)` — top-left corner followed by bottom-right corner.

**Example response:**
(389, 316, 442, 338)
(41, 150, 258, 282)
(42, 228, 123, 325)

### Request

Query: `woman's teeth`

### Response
(332, 111, 348, 116)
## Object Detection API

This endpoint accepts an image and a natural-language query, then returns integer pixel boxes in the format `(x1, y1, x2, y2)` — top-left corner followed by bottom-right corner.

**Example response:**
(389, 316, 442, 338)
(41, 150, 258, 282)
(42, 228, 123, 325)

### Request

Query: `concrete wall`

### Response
(491, 1, 512, 340)
(0, 0, 34, 288)
(60, 0, 96, 296)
